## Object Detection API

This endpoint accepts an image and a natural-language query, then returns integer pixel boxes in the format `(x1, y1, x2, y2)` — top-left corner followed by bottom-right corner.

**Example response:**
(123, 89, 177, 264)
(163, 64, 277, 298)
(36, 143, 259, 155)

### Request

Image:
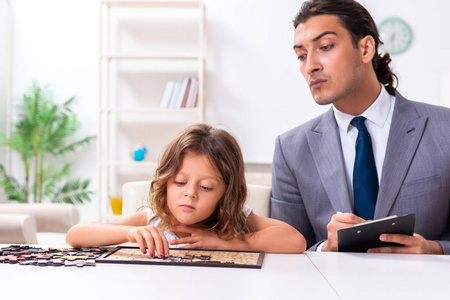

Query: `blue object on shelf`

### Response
(130, 144, 147, 161)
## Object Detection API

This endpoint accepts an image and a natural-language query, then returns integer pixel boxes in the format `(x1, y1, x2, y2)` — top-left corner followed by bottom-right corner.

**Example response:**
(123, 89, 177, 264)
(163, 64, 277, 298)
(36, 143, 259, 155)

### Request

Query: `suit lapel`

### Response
(306, 109, 353, 213)
(375, 92, 428, 218)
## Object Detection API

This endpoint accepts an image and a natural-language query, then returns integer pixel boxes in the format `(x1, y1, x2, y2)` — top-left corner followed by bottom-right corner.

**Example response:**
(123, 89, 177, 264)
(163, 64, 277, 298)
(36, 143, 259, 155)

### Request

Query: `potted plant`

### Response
(0, 82, 95, 204)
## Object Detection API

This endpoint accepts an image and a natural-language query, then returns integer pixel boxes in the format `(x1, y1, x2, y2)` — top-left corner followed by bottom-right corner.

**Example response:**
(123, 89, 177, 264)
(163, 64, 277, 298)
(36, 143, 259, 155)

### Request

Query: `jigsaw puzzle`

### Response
(1, 245, 265, 269)
(97, 246, 265, 269)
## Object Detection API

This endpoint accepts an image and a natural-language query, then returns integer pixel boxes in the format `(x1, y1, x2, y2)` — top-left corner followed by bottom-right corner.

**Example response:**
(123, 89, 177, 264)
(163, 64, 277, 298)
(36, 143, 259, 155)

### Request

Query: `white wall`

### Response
(10, 0, 98, 220)
(8, 0, 450, 221)
(0, 0, 12, 203)
(360, 0, 450, 108)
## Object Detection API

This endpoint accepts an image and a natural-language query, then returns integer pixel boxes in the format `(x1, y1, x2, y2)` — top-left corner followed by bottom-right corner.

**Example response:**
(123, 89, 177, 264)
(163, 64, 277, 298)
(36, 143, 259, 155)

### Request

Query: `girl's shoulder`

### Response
(115, 209, 148, 226)
(144, 206, 163, 227)
(243, 205, 253, 217)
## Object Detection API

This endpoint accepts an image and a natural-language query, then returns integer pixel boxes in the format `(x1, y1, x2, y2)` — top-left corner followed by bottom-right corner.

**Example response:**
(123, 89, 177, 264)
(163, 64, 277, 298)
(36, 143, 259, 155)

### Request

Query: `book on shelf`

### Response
(168, 81, 181, 109)
(185, 77, 198, 108)
(159, 81, 175, 109)
(174, 77, 191, 108)
(182, 79, 192, 108)
(159, 77, 199, 109)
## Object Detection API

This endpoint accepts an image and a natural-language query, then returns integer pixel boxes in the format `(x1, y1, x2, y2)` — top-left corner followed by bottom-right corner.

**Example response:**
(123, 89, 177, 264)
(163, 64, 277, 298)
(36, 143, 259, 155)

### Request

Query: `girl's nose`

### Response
(185, 184, 197, 199)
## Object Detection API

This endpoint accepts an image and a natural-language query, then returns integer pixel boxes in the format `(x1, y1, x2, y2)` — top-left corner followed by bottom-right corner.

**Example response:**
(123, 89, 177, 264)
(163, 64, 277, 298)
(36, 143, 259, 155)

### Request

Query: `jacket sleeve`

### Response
(270, 135, 318, 250)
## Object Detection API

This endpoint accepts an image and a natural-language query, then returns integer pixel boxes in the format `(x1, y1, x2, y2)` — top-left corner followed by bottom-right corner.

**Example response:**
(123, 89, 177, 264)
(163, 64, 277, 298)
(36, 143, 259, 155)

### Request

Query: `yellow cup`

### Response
(110, 197, 123, 215)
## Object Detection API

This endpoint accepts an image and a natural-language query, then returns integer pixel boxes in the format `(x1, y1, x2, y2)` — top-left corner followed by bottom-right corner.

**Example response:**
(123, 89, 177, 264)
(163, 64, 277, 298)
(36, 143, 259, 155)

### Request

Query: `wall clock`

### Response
(378, 17, 412, 55)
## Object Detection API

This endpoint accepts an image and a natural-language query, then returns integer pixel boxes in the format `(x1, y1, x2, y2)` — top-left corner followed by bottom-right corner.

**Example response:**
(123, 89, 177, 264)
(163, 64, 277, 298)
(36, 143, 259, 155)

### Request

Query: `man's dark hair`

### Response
(294, 0, 398, 94)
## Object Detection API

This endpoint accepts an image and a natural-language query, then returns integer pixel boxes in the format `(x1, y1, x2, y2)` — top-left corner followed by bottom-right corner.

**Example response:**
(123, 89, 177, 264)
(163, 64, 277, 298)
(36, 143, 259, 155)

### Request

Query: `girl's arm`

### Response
(238, 212, 307, 253)
(65, 212, 148, 247)
(65, 212, 170, 257)
(170, 212, 307, 254)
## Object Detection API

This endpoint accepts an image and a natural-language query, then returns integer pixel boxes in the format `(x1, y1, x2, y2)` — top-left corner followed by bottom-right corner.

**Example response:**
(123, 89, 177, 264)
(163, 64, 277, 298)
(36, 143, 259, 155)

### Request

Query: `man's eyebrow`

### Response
(293, 31, 337, 49)
(312, 31, 337, 42)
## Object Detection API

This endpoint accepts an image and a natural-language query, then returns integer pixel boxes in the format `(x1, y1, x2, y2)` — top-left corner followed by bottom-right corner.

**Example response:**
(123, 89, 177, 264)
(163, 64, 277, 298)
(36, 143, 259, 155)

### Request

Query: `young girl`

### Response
(66, 124, 306, 256)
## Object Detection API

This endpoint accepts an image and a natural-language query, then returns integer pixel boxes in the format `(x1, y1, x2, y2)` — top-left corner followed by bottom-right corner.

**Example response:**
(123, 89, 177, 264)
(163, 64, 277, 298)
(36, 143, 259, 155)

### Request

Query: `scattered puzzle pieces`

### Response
(0, 245, 110, 268)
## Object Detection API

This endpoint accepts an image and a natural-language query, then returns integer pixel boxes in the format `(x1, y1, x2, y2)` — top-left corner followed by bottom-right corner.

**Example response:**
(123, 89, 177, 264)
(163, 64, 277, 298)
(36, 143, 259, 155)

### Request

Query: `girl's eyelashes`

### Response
(174, 179, 213, 191)
(200, 185, 213, 191)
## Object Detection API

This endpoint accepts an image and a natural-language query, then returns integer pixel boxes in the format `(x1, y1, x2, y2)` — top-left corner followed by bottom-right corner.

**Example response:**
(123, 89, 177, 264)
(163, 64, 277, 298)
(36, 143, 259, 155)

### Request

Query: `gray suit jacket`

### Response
(270, 91, 450, 253)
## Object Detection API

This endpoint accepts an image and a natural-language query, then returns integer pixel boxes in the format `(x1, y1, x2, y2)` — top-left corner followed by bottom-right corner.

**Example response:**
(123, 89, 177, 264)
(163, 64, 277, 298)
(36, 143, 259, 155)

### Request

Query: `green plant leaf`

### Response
(0, 164, 27, 203)
(33, 163, 72, 200)
(1, 82, 96, 204)
(51, 178, 93, 204)
(53, 135, 96, 156)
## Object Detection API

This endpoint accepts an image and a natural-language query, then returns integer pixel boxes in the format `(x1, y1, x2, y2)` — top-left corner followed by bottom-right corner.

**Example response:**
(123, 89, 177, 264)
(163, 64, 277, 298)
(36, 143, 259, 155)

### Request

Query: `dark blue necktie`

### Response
(351, 116, 378, 220)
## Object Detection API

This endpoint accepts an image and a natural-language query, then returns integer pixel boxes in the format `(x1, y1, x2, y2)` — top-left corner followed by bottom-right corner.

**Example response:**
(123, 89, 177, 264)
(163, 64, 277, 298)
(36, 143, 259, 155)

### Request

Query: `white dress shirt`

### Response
(317, 85, 395, 252)
(333, 85, 395, 195)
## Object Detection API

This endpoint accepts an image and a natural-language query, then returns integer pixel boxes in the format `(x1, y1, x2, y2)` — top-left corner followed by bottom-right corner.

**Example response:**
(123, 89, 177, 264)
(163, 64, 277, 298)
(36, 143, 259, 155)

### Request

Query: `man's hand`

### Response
(322, 213, 366, 252)
(367, 233, 443, 254)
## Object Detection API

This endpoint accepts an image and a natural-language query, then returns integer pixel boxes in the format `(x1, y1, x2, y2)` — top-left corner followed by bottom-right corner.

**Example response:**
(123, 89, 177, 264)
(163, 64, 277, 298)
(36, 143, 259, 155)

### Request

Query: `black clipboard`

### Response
(338, 213, 415, 252)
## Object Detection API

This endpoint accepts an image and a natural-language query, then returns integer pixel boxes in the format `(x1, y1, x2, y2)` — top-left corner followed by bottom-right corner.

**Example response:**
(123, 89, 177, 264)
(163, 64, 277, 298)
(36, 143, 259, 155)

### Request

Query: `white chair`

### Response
(122, 181, 271, 218)
(0, 203, 80, 245)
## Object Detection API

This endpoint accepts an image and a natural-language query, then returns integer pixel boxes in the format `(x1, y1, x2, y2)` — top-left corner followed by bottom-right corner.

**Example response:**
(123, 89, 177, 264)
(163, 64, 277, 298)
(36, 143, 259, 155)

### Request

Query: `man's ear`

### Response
(359, 35, 376, 63)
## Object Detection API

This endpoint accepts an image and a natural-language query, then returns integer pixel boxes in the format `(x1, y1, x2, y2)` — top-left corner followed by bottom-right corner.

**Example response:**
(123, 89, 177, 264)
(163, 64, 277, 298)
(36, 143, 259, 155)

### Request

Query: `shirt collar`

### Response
(333, 85, 392, 134)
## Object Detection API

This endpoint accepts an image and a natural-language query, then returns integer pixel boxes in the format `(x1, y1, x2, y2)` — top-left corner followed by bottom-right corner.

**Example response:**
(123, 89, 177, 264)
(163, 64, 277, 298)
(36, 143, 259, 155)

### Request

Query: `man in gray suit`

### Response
(270, 0, 450, 254)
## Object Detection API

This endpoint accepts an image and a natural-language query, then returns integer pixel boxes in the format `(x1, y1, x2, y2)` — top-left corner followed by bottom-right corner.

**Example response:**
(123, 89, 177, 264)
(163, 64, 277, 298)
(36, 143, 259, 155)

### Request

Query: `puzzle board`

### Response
(97, 246, 265, 269)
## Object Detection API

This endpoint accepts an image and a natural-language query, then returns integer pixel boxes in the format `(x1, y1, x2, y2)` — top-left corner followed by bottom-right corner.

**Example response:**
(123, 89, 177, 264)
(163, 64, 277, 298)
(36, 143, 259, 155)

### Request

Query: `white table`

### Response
(0, 250, 337, 300)
(307, 252, 450, 300)
(2, 246, 450, 300)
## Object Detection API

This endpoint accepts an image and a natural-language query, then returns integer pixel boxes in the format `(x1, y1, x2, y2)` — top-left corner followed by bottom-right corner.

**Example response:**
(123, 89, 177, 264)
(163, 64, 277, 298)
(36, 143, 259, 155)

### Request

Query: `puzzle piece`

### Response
(0, 255, 19, 264)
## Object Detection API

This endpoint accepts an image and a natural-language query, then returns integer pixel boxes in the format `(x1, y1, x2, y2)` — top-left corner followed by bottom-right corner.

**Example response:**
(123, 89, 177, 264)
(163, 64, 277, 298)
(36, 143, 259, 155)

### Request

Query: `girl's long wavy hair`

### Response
(293, 0, 398, 95)
(147, 123, 250, 240)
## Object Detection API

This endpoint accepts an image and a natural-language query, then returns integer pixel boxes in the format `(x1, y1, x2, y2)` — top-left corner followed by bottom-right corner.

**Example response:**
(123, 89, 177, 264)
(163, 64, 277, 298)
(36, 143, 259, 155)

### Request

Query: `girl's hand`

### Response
(169, 224, 223, 249)
(127, 225, 170, 258)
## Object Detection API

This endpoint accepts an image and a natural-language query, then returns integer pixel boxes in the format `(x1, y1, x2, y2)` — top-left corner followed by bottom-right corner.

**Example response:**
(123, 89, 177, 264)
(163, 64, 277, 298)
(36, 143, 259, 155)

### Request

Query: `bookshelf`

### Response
(98, 0, 206, 221)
